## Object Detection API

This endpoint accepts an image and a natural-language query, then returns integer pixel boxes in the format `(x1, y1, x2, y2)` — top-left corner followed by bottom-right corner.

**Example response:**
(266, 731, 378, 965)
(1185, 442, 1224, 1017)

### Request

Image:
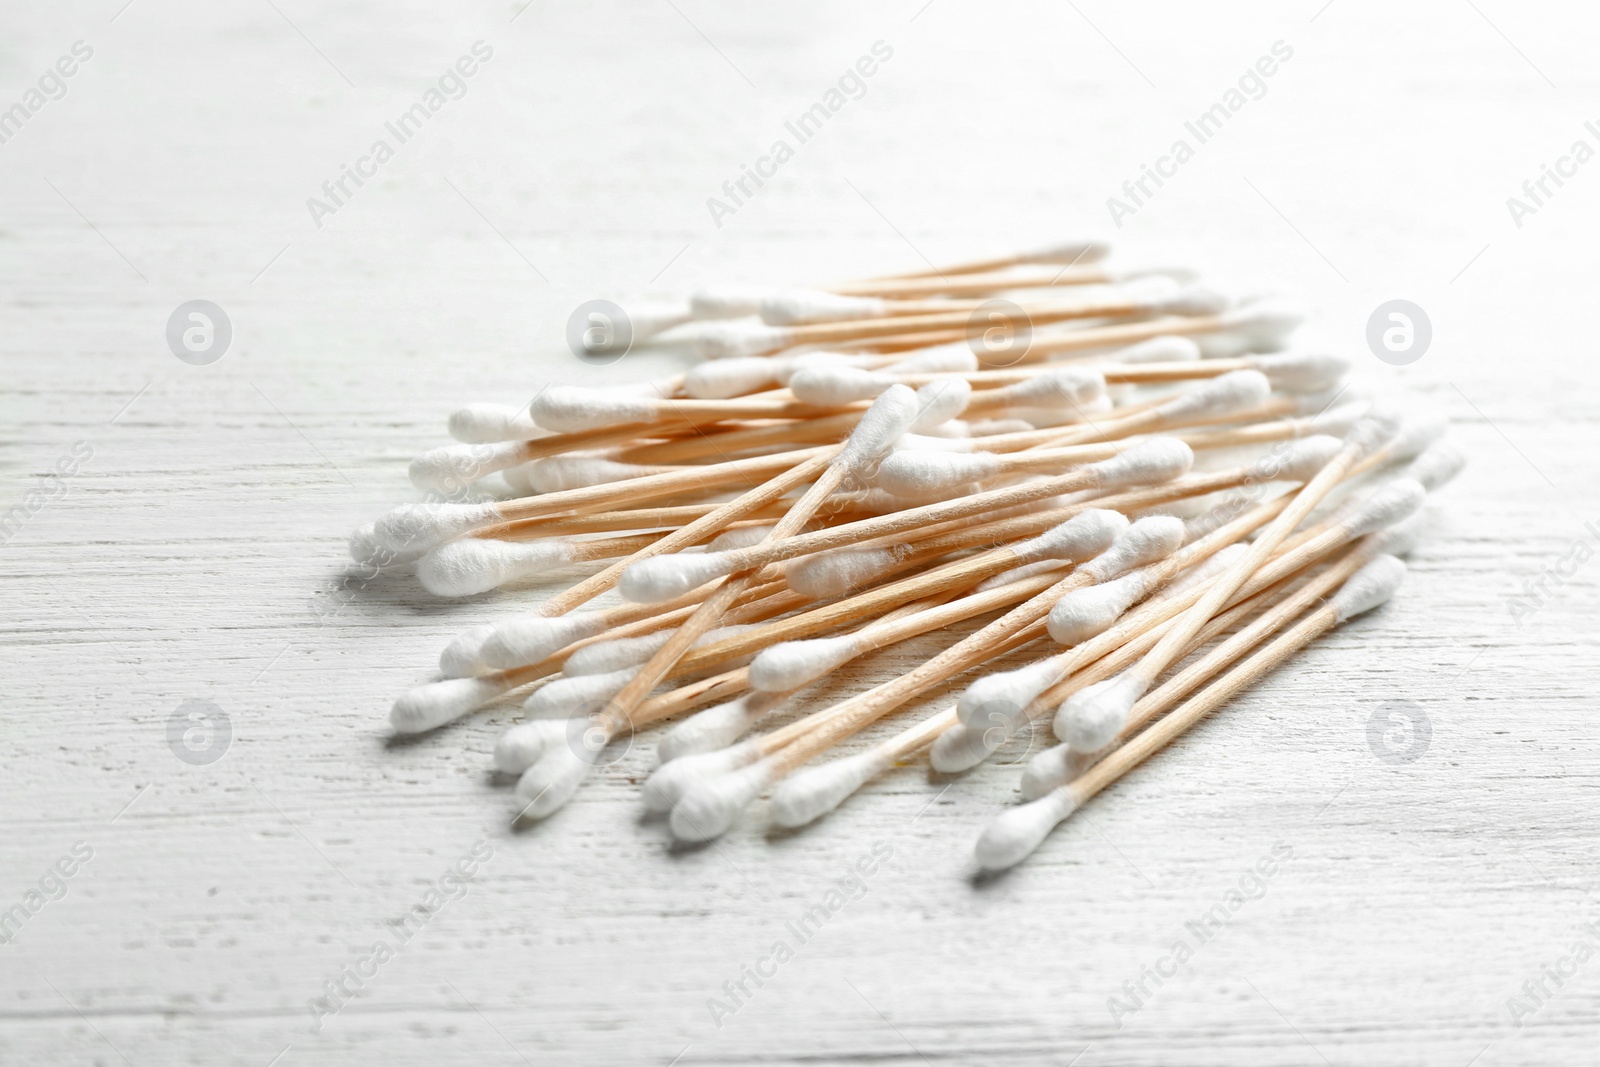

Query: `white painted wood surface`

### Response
(3, 1, 1598, 1063)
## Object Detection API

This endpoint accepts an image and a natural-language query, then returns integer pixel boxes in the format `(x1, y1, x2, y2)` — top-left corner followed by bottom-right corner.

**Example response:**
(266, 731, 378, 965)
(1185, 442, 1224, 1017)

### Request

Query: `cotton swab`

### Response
(974, 554, 1408, 870)
(356, 240, 1461, 873)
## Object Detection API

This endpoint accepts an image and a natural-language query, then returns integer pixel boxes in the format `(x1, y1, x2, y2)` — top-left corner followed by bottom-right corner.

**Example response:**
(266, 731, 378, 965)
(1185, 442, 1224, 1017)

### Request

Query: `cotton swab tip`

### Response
(748, 635, 859, 692)
(974, 792, 1077, 871)
(768, 750, 887, 828)
(619, 551, 735, 603)
(1056, 673, 1145, 750)
(669, 762, 771, 841)
(416, 538, 575, 597)
(1331, 554, 1407, 621)
(390, 676, 504, 734)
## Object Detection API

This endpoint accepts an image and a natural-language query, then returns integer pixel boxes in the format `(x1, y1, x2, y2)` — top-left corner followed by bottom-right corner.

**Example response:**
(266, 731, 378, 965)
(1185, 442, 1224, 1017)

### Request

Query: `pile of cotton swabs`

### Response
(351, 239, 1462, 870)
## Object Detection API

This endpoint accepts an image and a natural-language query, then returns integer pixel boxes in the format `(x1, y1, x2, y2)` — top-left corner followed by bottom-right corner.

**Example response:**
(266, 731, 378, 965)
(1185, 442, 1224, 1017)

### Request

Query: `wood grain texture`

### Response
(3, 1, 1598, 1064)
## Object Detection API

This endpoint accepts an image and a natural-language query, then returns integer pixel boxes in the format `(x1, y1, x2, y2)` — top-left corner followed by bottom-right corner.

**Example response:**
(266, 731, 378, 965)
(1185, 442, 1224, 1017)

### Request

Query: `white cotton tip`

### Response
(669, 762, 771, 841)
(1331, 554, 1407, 622)
(1404, 443, 1465, 492)
(1344, 404, 1404, 460)
(769, 750, 888, 828)
(968, 418, 1036, 436)
(788, 365, 895, 405)
(1017, 392, 1115, 429)
(1245, 351, 1351, 393)
(522, 668, 632, 718)
(1056, 673, 1146, 750)
(839, 385, 921, 468)
(1146, 284, 1231, 317)
(390, 676, 506, 734)
(440, 623, 498, 677)
(1088, 438, 1195, 490)
(1368, 511, 1428, 558)
(348, 521, 428, 568)
(708, 524, 776, 552)
(492, 718, 570, 775)
(372, 501, 506, 554)
(1344, 478, 1427, 539)
(689, 285, 780, 319)
(1048, 572, 1150, 646)
(625, 303, 694, 344)
(1031, 238, 1112, 265)
(657, 691, 787, 764)
(776, 351, 877, 384)
(1082, 515, 1187, 581)
(785, 546, 899, 599)
(973, 558, 1069, 593)
(1011, 509, 1131, 566)
(872, 450, 1000, 498)
(562, 632, 673, 676)
(1112, 336, 1202, 364)
(759, 289, 888, 325)
(1020, 744, 1089, 800)
(478, 612, 609, 670)
(910, 378, 974, 433)
(974, 792, 1077, 871)
(748, 634, 860, 692)
(409, 440, 527, 491)
(1155, 370, 1272, 424)
(641, 740, 760, 813)
(529, 387, 659, 432)
(513, 744, 597, 820)
(885, 344, 979, 374)
(1210, 298, 1306, 350)
(689, 322, 793, 360)
(1266, 434, 1344, 483)
(929, 721, 1004, 773)
(564, 624, 751, 676)
(995, 368, 1107, 412)
(416, 538, 576, 597)
(525, 457, 666, 493)
(1385, 414, 1449, 464)
(1308, 401, 1371, 437)
(958, 657, 1065, 727)
(619, 551, 735, 604)
(447, 402, 542, 444)
(895, 432, 977, 452)
(1164, 542, 1248, 598)
(684, 357, 783, 399)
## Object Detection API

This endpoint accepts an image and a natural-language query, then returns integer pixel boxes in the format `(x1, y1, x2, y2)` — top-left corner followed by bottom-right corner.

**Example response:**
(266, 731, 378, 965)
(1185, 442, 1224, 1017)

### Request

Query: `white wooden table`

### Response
(3, 1, 1597, 1063)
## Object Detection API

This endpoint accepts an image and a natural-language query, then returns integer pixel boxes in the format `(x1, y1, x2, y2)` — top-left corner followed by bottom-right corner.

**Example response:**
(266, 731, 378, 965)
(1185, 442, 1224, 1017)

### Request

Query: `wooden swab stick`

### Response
(828, 263, 1126, 298)
(846, 240, 1110, 284)
(974, 554, 1408, 870)
(509, 388, 924, 819)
